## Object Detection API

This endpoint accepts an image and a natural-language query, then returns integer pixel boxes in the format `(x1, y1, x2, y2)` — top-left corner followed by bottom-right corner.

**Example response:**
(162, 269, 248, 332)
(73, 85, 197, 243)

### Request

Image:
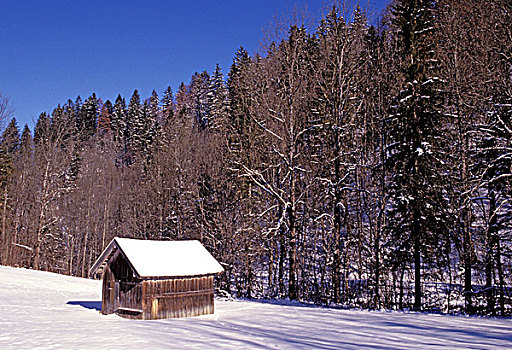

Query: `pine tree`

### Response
(175, 82, 189, 120)
(226, 46, 261, 297)
(145, 90, 161, 157)
(161, 86, 175, 127)
(385, 0, 446, 310)
(2, 118, 21, 155)
(0, 118, 20, 263)
(123, 90, 142, 165)
(138, 96, 161, 165)
(190, 71, 211, 130)
(111, 94, 127, 144)
(208, 64, 230, 132)
(34, 113, 51, 145)
(97, 99, 113, 133)
(228, 47, 252, 139)
(20, 124, 32, 148)
(73, 95, 82, 122)
(77, 93, 97, 141)
(147, 91, 162, 160)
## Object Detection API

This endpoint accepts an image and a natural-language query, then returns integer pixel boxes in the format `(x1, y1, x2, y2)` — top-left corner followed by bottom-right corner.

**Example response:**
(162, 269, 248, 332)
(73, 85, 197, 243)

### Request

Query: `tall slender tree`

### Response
(385, 0, 446, 310)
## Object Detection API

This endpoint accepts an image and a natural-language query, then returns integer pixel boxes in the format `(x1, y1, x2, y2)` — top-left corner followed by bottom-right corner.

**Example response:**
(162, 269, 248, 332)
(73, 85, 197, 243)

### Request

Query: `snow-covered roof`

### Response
(90, 237, 224, 278)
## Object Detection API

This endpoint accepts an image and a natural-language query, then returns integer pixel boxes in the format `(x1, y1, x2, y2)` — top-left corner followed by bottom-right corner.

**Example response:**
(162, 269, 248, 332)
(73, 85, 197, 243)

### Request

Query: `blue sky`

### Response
(0, 0, 390, 129)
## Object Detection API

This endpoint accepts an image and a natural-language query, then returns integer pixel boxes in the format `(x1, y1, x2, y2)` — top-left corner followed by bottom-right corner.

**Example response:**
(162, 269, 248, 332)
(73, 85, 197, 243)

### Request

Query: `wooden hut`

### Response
(89, 237, 224, 319)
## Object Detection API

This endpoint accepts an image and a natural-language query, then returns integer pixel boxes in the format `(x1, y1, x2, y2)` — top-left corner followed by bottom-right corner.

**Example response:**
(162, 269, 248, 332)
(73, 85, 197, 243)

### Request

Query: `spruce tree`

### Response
(111, 94, 127, 144)
(34, 113, 51, 145)
(228, 47, 252, 142)
(161, 86, 175, 127)
(97, 99, 113, 133)
(385, 0, 446, 310)
(2, 118, 21, 155)
(20, 124, 32, 155)
(190, 71, 211, 130)
(78, 93, 98, 141)
(0, 118, 19, 264)
(124, 90, 142, 165)
(208, 64, 229, 132)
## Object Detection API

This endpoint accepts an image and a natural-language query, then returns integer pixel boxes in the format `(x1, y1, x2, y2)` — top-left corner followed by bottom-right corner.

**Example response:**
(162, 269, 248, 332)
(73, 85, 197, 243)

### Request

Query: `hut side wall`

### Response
(141, 275, 215, 319)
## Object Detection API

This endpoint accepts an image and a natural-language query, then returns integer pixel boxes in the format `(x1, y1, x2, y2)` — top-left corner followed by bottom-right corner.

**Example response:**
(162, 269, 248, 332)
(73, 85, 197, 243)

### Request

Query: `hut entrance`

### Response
(101, 266, 118, 315)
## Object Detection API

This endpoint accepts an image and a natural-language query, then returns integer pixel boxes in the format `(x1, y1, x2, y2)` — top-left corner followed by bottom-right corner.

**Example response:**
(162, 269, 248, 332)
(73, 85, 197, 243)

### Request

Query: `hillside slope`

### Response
(1, 266, 511, 349)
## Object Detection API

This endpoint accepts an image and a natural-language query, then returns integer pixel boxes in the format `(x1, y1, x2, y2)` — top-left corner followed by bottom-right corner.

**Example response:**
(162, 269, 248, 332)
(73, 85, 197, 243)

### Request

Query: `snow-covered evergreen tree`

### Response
(78, 93, 98, 141)
(161, 86, 175, 127)
(111, 94, 127, 144)
(385, 0, 446, 311)
(97, 99, 113, 133)
(208, 64, 230, 132)
(123, 90, 142, 165)
(190, 71, 211, 130)
(1, 118, 21, 156)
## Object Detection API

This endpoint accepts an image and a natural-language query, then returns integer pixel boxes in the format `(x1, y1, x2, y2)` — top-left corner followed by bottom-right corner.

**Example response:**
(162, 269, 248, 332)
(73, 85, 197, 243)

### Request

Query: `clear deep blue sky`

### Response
(1, 0, 390, 129)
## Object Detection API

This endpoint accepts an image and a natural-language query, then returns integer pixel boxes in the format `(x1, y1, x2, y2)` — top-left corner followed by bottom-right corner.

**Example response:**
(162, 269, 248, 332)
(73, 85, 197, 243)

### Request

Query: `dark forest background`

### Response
(0, 0, 511, 315)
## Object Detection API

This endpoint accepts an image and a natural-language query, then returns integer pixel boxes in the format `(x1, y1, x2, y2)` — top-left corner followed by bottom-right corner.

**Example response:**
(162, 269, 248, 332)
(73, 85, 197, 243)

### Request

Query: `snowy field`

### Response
(1, 266, 512, 349)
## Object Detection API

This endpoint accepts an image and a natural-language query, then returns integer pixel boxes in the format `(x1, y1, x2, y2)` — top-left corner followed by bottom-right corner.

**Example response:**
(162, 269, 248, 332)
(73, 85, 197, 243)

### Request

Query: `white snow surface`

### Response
(111, 237, 224, 277)
(2, 266, 512, 350)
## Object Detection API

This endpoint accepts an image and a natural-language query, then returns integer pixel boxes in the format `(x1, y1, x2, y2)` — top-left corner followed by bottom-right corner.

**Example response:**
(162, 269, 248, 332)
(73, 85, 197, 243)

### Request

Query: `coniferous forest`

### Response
(0, 0, 511, 315)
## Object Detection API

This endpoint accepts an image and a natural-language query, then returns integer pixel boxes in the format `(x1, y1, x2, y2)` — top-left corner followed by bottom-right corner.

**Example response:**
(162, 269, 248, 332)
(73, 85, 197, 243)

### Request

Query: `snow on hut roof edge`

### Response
(90, 237, 224, 278)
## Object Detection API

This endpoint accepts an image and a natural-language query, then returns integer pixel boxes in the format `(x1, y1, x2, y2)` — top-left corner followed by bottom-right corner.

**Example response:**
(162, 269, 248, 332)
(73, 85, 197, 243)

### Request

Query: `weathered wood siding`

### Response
(141, 275, 215, 319)
(101, 265, 116, 315)
(99, 245, 217, 320)
(118, 282, 143, 312)
(101, 247, 143, 317)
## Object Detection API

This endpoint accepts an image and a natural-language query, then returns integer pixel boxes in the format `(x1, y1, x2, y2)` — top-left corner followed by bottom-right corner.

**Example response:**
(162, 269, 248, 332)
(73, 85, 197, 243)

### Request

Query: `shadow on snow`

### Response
(67, 300, 102, 311)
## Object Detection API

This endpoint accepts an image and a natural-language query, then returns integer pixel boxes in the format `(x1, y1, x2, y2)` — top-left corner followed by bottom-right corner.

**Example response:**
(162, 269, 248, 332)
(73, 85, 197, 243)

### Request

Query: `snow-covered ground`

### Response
(1, 266, 511, 349)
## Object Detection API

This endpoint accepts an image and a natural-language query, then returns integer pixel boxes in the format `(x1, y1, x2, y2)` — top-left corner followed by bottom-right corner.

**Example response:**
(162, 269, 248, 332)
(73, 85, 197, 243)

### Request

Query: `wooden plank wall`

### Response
(103, 248, 144, 317)
(101, 266, 116, 315)
(141, 275, 215, 319)
(119, 282, 142, 311)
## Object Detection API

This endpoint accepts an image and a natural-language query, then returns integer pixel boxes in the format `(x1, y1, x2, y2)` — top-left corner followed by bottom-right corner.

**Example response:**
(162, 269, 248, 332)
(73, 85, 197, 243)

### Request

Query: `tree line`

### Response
(0, 0, 511, 315)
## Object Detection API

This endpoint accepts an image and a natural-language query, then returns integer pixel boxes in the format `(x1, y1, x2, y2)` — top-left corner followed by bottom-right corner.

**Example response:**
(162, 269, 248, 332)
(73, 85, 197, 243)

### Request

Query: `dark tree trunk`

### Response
(278, 204, 286, 297)
(413, 236, 421, 311)
(463, 219, 474, 314)
(413, 209, 422, 311)
(288, 201, 298, 300)
(486, 190, 497, 315)
(496, 238, 505, 316)
(332, 148, 342, 303)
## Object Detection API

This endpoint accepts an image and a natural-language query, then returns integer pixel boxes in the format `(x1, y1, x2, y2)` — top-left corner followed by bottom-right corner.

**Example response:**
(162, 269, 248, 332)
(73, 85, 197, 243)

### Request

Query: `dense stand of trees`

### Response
(0, 0, 511, 315)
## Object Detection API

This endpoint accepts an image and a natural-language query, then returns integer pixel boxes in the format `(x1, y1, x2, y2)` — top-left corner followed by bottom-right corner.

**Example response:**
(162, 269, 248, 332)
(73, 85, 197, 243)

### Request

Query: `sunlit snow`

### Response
(1, 266, 511, 349)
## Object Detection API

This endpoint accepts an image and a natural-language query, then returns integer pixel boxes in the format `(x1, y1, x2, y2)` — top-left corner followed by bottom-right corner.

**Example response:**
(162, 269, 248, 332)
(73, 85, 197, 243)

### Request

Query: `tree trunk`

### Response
(268, 238, 274, 297)
(463, 221, 474, 314)
(33, 207, 45, 271)
(399, 267, 405, 310)
(81, 196, 92, 278)
(1, 187, 8, 265)
(413, 235, 421, 311)
(332, 136, 343, 303)
(412, 206, 422, 311)
(332, 186, 342, 303)
(288, 200, 298, 300)
(278, 220, 286, 298)
(33, 162, 51, 271)
(496, 238, 505, 316)
(486, 190, 497, 315)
